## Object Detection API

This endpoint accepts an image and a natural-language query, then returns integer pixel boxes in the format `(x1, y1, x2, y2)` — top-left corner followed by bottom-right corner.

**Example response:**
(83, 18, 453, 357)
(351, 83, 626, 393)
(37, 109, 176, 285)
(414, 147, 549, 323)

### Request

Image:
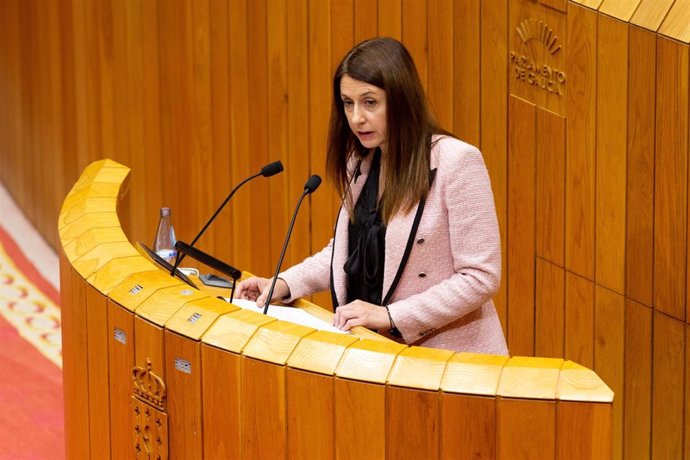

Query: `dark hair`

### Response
(326, 37, 447, 222)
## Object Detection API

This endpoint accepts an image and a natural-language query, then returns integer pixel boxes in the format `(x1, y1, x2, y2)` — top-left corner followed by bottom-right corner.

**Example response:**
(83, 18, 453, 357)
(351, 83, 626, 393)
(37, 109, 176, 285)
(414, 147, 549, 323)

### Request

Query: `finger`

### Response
(336, 311, 350, 330)
(256, 291, 267, 307)
(341, 317, 364, 331)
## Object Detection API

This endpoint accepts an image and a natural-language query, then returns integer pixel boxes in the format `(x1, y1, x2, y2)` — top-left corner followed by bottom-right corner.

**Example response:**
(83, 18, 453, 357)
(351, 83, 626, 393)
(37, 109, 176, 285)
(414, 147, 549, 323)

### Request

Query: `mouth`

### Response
(357, 131, 374, 137)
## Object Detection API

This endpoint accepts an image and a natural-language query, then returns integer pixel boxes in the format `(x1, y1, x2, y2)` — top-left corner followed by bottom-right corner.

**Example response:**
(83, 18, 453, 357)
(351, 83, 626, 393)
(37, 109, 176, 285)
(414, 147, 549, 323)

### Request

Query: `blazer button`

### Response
(416, 238, 425, 244)
(418, 272, 427, 278)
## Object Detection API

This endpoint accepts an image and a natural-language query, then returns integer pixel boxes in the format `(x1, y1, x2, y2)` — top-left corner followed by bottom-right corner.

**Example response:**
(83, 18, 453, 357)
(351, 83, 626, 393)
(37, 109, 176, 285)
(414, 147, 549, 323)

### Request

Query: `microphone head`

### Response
(304, 175, 322, 194)
(261, 161, 284, 177)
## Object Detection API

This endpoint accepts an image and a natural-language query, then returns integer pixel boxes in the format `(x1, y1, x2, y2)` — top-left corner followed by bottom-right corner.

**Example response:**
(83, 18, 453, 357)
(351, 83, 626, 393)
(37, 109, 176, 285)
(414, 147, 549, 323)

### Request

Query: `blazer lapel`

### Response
(381, 169, 437, 305)
(331, 156, 371, 306)
(381, 203, 419, 303)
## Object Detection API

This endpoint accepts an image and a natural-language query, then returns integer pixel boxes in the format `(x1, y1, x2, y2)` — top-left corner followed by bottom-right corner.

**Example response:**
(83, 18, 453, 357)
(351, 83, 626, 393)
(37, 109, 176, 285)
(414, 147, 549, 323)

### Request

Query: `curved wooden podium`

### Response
(59, 159, 613, 459)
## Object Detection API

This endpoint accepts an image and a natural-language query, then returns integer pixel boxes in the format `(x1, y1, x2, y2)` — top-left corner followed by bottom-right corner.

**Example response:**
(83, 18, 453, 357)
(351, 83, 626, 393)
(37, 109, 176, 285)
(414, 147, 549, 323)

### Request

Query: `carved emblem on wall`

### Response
(510, 16, 566, 97)
(516, 18, 561, 55)
(508, 0, 567, 113)
(132, 358, 169, 459)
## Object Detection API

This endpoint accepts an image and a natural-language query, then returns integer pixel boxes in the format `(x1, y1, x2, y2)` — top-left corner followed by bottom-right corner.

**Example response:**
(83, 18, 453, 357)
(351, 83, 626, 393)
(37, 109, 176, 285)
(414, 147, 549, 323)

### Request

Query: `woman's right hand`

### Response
(235, 276, 290, 307)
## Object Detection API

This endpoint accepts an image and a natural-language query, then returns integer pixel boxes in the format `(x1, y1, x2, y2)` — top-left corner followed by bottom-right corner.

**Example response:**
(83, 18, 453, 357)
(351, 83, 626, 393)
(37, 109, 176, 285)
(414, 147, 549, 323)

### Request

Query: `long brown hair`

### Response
(326, 37, 447, 223)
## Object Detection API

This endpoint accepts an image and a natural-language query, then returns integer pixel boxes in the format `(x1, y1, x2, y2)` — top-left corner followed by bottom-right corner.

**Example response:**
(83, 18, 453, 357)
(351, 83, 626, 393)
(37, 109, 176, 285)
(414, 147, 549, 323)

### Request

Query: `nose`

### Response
(350, 104, 366, 125)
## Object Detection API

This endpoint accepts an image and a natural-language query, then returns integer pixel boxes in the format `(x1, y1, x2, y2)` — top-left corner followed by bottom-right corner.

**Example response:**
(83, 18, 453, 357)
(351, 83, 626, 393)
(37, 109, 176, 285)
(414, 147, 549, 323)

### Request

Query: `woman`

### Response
(236, 37, 507, 355)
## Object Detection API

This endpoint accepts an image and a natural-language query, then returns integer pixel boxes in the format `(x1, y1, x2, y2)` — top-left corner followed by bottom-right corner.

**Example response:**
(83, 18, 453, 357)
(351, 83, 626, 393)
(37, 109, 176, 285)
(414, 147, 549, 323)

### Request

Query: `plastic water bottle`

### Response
(154, 207, 177, 264)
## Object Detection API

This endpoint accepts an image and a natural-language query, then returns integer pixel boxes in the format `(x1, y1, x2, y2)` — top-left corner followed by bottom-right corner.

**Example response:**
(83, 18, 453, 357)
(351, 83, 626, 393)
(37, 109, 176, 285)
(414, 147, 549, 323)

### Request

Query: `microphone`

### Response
(263, 174, 322, 314)
(170, 160, 284, 275)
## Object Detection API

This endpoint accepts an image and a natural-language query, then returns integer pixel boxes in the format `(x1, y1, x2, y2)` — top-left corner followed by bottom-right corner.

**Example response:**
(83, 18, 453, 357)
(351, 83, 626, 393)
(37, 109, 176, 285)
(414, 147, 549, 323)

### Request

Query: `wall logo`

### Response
(510, 18, 566, 96)
(517, 18, 561, 55)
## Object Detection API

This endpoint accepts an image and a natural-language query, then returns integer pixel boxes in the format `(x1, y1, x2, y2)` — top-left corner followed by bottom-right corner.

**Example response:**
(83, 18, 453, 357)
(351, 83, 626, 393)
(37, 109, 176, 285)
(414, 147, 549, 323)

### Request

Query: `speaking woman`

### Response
(236, 37, 508, 355)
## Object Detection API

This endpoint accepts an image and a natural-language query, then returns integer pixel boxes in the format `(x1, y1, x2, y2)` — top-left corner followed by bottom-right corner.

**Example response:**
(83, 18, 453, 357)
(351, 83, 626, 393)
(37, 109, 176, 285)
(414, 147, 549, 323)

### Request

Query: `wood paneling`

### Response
(286, 0, 312, 272)
(61, 262, 90, 459)
(387, 386, 440, 459)
(334, 378, 386, 459)
(107, 301, 135, 460)
(508, 96, 536, 356)
(556, 401, 612, 459)
(626, 26, 656, 308)
(565, 272, 594, 368)
(480, 0, 509, 329)
(624, 300, 652, 460)
(228, 0, 253, 273)
(536, 109, 566, 266)
(241, 357, 287, 458)
(378, 0, 402, 39)
(441, 393, 496, 459)
(453, 0, 480, 145)
(428, 0, 454, 129)
(354, 0, 377, 42)
(565, 3, 596, 280)
(536, 258, 565, 358)
(652, 312, 685, 459)
(201, 345, 242, 459)
(165, 330, 203, 458)
(654, 36, 688, 322)
(402, 0, 428, 88)
(207, 0, 232, 265)
(286, 369, 335, 458)
(594, 286, 624, 459)
(86, 285, 111, 459)
(497, 398, 556, 459)
(246, 0, 272, 276)
(595, 14, 627, 294)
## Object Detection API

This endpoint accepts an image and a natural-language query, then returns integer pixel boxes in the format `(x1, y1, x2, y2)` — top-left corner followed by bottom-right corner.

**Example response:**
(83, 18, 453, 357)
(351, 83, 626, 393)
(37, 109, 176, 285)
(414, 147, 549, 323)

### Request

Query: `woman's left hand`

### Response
(333, 300, 391, 331)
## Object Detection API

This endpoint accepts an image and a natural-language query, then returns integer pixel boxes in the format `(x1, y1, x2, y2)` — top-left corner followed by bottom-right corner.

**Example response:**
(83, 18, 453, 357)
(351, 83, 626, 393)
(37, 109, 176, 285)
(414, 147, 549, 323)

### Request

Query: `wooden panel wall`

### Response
(2, 1, 690, 458)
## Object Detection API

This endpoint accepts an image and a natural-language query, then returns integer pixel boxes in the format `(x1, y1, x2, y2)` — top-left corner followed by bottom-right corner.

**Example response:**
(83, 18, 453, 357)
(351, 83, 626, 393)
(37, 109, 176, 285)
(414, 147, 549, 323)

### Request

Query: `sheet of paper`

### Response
(227, 298, 349, 334)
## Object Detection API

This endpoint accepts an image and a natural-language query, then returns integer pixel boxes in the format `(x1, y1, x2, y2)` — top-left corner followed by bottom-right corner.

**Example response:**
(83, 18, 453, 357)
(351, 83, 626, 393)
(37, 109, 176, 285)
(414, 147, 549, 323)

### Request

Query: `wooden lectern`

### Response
(59, 159, 613, 459)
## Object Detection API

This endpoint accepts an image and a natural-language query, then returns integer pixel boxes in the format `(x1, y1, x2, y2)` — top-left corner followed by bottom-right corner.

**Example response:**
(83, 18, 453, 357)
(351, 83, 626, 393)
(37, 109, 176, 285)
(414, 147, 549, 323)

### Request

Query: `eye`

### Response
(364, 99, 377, 108)
(342, 99, 354, 109)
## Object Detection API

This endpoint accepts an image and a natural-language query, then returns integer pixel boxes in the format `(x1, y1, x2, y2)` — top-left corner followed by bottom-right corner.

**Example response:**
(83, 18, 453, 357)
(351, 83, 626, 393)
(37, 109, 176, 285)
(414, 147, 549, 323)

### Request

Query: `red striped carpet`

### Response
(0, 208, 64, 459)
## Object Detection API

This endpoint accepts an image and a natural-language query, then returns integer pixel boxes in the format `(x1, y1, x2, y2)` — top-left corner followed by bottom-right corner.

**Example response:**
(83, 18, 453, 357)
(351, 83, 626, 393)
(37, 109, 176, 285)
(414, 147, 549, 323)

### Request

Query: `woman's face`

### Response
(340, 74, 387, 152)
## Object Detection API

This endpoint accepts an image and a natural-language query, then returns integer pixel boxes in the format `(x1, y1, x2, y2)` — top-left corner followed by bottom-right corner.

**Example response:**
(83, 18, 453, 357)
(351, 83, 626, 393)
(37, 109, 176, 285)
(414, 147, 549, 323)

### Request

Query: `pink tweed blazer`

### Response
(280, 136, 508, 354)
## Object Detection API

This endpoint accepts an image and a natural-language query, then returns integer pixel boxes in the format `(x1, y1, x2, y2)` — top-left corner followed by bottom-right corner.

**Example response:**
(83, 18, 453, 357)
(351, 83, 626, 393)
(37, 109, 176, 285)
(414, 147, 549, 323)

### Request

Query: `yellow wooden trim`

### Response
(658, 0, 690, 42)
(497, 356, 564, 399)
(58, 197, 120, 230)
(108, 270, 185, 312)
(335, 339, 407, 384)
(556, 360, 615, 402)
(62, 183, 123, 211)
(70, 159, 117, 189)
(71, 241, 140, 279)
(165, 297, 240, 340)
(441, 352, 510, 395)
(242, 320, 316, 365)
(569, 0, 605, 10)
(287, 330, 360, 375)
(387, 346, 454, 390)
(88, 256, 159, 295)
(135, 284, 211, 326)
(630, 0, 676, 31)
(59, 213, 120, 246)
(72, 163, 130, 190)
(63, 227, 129, 261)
(201, 309, 275, 353)
(599, 0, 644, 21)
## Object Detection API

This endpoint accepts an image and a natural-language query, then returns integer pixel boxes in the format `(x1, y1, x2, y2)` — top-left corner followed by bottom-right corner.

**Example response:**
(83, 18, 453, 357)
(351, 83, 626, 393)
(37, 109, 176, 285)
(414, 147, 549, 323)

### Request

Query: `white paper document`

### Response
(227, 298, 349, 334)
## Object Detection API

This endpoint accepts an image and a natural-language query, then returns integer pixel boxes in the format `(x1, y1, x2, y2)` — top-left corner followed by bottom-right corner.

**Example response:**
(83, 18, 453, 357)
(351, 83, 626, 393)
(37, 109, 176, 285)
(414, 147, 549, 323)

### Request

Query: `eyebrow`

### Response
(341, 91, 377, 99)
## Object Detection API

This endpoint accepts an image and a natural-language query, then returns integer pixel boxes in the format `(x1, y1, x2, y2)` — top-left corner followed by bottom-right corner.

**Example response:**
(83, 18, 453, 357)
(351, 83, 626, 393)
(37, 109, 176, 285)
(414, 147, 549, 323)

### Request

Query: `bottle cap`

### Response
(160, 207, 171, 217)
